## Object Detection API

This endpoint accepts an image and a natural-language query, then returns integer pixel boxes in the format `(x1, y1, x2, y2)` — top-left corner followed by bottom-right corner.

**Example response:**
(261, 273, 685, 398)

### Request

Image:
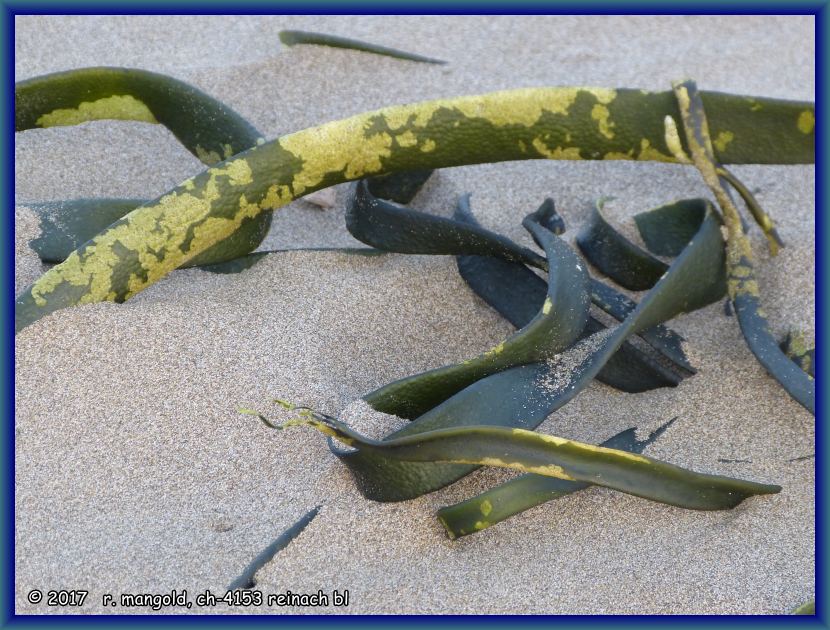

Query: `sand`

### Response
(14, 15, 814, 614)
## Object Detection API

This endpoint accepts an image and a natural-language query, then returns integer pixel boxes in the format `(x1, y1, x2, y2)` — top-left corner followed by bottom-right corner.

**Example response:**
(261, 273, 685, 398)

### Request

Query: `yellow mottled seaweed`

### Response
(798, 110, 815, 134)
(483, 342, 506, 358)
(420, 138, 437, 153)
(35, 94, 158, 128)
(591, 104, 615, 139)
(396, 130, 418, 148)
(480, 500, 493, 516)
(714, 131, 735, 153)
(663, 116, 691, 163)
(278, 119, 394, 195)
(369, 87, 617, 135)
(532, 138, 581, 160)
(195, 145, 223, 165)
(542, 297, 553, 315)
(729, 277, 761, 298)
(603, 149, 635, 160)
(510, 428, 650, 464)
(637, 138, 673, 162)
(473, 457, 575, 481)
(29, 157, 265, 307)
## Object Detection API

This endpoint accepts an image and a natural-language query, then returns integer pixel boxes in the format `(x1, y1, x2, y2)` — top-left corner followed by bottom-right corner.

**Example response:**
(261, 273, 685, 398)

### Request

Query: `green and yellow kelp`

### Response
(246, 407, 780, 511)
(436, 419, 678, 538)
(328, 194, 726, 502)
(15, 68, 813, 332)
(15, 65, 813, 561)
(669, 79, 814, 414)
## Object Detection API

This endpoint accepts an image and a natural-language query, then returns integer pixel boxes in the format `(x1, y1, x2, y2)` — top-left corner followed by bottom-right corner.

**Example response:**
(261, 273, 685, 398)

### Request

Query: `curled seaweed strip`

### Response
(346, 180, 546, 268)
(526, 197, 566, 235)
(576, 199, 669, 290)
(453, 197, 694, 388)
(279, 30, 447, 65)
(715, 166, 784, 255)
(363, 211, 590, 419)
(671, 79, 814, 414)
(332, 204, 725, 501)
(633, 198, 708, 257)
(436, 418, 676, 538)
(256, 410, 780, 511)
(16, 66, 263, 164)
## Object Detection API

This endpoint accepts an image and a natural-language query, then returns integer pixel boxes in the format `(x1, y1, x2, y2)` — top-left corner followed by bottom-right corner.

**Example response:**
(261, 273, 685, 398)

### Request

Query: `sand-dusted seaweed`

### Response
(14, 60, 814, 610)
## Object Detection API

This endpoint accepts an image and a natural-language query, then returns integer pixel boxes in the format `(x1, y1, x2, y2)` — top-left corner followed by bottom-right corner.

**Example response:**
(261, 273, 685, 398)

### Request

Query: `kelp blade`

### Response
(363, 213, 590, 419)
(16, 66, 263, 163)
(437, 418, 676, 538)
(576, 199, 668, 290)
(290, 414, 780, 510)
(454, 196, 695, 387)
(279, 30, 447, 65)
(672, 79, 814, 414)
(16, 79, 813, 331)
(226, 506, 320, 590)
(347, 180, 546, 268)
(336, 207, 726, 501)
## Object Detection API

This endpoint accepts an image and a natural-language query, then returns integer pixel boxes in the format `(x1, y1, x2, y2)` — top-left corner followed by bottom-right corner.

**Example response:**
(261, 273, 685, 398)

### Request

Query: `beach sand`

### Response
(14, 15, 814, 614)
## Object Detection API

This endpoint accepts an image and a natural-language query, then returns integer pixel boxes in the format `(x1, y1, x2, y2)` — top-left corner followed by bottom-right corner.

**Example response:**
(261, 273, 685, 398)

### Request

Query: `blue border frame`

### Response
(2, 4, 825, 627)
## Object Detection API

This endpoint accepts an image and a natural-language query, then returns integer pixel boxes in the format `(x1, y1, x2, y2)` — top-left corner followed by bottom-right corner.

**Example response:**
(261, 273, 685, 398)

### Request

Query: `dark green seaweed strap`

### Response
(346, 180, 547, 269)
(331, 205, 725, 501)
(576, 199, 669, 290)
(258, 410, 780, 511)
(16, 67, 263, 163)
(436, 418, 677, 538)
(671, 79, 814, 414)
(362, 211, 590, 419)
(365, 169, 434, 204)
(588, 278, 696, 375)
(27, 199, 147, 264)
(453, 196, 694, 389)
(279, 30, 447, 65)
(633, 198, 708, 256)
(226, 505, 320, 591)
